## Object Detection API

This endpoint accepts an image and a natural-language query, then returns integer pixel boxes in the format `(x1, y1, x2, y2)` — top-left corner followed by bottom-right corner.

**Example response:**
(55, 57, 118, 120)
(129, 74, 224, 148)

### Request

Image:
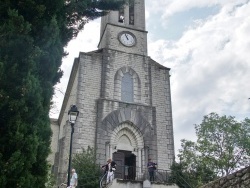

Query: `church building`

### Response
(52, 0, 175, 184)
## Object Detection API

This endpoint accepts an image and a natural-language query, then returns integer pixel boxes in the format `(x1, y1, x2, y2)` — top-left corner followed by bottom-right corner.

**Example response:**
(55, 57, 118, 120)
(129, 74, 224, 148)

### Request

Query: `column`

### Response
(138, 148, 142, 173)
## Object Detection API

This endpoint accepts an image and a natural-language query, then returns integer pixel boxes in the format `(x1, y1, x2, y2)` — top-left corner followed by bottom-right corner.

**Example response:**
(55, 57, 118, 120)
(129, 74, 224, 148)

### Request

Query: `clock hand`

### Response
(125, 34, 129, 40)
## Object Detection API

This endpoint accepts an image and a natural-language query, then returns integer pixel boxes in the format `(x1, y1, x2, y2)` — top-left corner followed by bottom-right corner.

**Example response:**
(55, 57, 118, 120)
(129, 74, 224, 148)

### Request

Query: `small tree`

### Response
(171, 140, 216, 188)
(72, 146, 102, 188)
(45, 165, 56, 188)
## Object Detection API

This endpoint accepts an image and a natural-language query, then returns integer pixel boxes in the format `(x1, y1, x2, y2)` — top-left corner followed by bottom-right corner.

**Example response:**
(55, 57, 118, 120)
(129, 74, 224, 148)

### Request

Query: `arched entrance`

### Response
(110, 122, 144, 180)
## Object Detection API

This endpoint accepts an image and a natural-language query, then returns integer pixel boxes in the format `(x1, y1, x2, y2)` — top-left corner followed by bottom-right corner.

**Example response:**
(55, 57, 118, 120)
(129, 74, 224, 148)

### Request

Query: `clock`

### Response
(118, 31, 136, 47)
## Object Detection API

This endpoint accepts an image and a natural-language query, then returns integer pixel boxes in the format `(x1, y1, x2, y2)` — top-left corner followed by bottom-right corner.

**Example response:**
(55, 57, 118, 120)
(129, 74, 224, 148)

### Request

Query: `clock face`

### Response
(118, 32, 136, 47)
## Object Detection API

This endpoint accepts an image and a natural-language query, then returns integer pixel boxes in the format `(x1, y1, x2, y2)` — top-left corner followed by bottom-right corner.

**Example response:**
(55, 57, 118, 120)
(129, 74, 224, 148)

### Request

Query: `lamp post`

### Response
(67, 105, 79, 187)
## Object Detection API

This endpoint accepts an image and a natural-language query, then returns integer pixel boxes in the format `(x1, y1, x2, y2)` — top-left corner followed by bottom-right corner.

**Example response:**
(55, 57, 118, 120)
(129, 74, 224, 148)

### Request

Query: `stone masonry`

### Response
(200, 166, 250, 188)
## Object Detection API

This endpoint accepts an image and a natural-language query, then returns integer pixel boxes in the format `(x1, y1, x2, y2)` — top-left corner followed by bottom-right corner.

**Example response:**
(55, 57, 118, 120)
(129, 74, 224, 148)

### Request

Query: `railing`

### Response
(99, 165, 174, 187)
(170, 172, 194, 188)
(58, 167, 192, 188)
(100, 172, 107, 188)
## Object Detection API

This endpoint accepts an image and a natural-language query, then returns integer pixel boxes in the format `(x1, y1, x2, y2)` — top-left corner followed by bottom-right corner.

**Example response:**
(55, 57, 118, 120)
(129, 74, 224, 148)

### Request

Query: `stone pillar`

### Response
(145, 146, 149, 164)
(143, 179, 151, 188)
(110, 145, 113, 159)
(142, 147, 145, 170)
(105, 142, 109, 161)
(138, 148, 142, 173)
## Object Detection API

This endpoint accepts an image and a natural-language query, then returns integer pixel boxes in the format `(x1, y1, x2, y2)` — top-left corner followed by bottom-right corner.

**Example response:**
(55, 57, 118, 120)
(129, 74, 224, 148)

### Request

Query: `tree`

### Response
(171, 140, 216, 188)
(0, 0, 126, 187)
(72, 147, 102, 188)
(196, 113, 250, 176)
(238, 118, 250, 156)
(171, 113, 250, 187)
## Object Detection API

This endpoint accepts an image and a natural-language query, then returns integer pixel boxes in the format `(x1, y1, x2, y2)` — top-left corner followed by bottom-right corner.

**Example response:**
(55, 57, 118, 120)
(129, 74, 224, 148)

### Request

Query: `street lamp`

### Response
(67, 105, 79, 187)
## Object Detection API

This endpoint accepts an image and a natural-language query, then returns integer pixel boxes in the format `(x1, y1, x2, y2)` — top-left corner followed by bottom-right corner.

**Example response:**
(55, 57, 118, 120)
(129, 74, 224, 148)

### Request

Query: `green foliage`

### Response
(0, 9, 48, 188)
(45, 166, 56, 188)
(65, 0, 127, 33)
(72, 146, 102, 188)
(171, 113, 250, 188)
(171, 141, 216, 188)
(0, 0, 126, 187)
(171, 161, 198, 188)
(238, 117, 250, 155)
(195, 113, 250, 176)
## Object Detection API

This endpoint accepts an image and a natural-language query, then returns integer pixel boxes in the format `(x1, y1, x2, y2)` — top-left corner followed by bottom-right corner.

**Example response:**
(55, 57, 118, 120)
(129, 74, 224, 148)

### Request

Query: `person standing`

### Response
(102, 158, 116, 184)
(68, 168, 78, 188)
(147, 158, 157, 181)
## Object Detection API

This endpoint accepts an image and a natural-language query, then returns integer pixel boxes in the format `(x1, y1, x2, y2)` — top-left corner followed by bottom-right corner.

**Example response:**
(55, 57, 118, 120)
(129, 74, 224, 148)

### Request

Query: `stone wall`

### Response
(200, 166, 250, 188)
(150, 59, 174, 170)
(48, 118, 59, 165)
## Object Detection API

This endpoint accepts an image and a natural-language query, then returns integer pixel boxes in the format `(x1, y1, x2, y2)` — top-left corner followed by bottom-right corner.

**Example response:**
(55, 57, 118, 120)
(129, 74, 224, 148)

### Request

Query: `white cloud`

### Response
(147, 1, 250, 153)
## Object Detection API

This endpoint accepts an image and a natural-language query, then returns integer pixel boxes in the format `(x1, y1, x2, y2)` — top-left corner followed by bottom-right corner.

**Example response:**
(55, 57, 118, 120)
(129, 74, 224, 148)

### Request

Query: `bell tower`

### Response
(98, 0, 148, 55)
(55, 0, 175, 184)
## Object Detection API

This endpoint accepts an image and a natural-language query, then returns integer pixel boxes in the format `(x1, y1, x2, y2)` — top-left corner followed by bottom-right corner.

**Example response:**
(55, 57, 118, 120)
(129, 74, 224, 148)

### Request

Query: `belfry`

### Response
(52, 0, 175, 185)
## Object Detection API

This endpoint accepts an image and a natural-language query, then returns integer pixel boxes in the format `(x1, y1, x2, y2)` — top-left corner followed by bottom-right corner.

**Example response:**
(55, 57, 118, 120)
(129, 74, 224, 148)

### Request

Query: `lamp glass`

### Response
(69, 112, 78, 123)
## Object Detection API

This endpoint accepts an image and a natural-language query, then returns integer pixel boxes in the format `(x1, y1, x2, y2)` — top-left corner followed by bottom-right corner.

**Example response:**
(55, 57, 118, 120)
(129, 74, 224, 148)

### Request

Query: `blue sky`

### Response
(51, 0, 250, 155)
(147, 5, 220, 40)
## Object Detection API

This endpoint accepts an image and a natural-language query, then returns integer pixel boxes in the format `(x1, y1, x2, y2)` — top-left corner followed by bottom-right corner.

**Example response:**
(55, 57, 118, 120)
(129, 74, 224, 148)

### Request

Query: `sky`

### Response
(51, 0, 250, 155)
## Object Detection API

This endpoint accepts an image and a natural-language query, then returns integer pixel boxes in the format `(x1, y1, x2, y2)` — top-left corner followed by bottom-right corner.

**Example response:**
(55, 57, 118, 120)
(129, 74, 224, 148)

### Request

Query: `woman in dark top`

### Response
(102, 158, 116, 184)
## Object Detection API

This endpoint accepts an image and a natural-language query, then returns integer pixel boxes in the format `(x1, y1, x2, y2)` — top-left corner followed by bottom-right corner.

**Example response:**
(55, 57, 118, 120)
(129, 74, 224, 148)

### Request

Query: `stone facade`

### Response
(200, 166, 250, 188)
(48, 118, 59, 165)
(53, 59, 79, 182)
(52, 0, 175, 185)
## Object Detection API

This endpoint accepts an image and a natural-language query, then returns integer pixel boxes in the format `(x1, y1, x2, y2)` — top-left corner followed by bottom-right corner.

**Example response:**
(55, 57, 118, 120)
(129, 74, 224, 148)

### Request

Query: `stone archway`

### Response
(97, 106, 156, 172)
(110, 122, 144, 151)
(110, 122, 144, 179)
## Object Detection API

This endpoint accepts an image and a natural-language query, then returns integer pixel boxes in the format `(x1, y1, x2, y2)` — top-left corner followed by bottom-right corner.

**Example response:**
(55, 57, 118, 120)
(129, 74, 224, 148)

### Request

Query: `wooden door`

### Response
(113, 152, 125, 179)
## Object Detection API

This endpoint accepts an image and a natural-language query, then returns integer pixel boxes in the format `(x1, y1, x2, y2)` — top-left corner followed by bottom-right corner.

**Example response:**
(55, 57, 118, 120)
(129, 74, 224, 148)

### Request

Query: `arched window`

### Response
(121, 72, 134, 102)
(114, 66, 141, 103)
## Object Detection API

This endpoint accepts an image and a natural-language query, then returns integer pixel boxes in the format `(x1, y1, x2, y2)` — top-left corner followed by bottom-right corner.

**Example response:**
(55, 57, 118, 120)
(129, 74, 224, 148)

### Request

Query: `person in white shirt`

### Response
(68, 169, 78, 188)
(102, 158, 116, 184)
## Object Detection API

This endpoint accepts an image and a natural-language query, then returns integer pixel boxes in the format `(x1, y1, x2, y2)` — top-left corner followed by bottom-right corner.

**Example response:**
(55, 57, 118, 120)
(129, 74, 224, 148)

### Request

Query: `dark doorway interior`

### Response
(113, 150, 136, 180)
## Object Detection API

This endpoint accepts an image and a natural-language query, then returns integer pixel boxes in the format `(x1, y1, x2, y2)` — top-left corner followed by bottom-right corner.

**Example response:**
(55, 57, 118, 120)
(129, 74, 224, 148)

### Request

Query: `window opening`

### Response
(119, 9, 124, 23)
(121, 72, 134, 102)
(129, 0, 134, 25)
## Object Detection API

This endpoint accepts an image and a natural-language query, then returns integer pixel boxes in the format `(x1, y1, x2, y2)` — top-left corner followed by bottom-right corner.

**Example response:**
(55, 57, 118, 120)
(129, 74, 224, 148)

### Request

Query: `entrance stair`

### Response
(99, 167, 179, 188)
